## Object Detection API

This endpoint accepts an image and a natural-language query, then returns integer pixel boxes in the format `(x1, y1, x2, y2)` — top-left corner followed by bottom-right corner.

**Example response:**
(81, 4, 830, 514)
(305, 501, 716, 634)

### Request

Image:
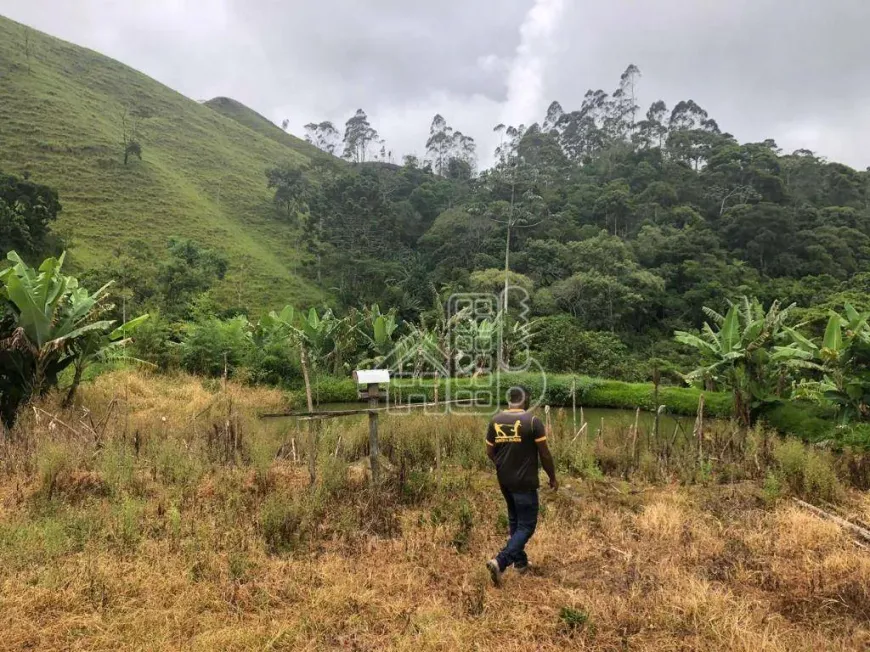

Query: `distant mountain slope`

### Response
(0, 14, 326, 310)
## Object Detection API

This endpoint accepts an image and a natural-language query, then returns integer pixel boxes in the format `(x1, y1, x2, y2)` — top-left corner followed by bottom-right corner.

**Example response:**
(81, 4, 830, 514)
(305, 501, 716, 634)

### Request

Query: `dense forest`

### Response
(276, 65, 870, 376)
(4, 64, 870, 386)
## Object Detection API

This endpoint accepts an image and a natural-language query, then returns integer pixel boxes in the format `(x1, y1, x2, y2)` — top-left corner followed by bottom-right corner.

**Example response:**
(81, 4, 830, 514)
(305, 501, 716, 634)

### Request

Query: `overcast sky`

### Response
(2, 0, 870, 169)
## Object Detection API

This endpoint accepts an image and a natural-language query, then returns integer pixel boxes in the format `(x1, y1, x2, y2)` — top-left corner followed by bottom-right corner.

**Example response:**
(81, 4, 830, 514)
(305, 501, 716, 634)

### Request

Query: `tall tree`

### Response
(426, 114, 454, 175)
(342, 109, 381, 163)
(304, 121, 341, 155)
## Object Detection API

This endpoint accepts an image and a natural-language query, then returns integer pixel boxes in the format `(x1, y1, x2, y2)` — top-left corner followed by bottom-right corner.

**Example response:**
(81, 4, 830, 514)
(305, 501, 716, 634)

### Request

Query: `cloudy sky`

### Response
(2, 0, 870, 169)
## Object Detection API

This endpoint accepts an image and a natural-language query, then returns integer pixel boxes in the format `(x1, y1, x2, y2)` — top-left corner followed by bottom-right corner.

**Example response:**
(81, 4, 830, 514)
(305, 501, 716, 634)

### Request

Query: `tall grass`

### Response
(1, 370, 869, 650)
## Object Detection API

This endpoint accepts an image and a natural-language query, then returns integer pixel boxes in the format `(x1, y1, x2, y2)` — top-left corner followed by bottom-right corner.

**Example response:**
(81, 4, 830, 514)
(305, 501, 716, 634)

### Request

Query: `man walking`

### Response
(485, 386, 557, 586)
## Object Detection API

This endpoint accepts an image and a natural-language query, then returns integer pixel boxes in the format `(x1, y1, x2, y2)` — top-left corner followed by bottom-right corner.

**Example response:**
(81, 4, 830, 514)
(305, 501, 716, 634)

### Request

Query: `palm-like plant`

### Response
(63, 313, 151, 407)
(0, 251, 146, 426)
(260, 306, 339, 412)
(781, 303, 870, 423)
(675, 296, 799, 425)
(359, 304, 399, 367)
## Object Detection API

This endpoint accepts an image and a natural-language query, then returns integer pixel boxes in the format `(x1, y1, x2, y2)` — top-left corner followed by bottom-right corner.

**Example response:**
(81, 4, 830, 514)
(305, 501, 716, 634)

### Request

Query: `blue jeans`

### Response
(496, 486, 539, 571)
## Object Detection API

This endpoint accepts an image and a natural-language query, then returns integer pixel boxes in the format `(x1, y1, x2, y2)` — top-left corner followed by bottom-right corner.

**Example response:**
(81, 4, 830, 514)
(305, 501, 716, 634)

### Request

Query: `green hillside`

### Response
(204, 96, 335, 166)
(0, 15, 326, 310)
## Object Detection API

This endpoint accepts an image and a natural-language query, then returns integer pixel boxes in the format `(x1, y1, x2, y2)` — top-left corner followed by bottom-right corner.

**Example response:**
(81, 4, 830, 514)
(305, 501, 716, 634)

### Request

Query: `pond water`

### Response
(276, 401, 695, 437)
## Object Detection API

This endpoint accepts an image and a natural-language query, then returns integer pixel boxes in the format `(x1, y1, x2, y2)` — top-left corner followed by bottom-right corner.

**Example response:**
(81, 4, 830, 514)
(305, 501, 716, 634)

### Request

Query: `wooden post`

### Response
(545, 405, 552, 446)
(695, 393, 705, 464)
(598, 417, 604, 445)
(571, 377, 577, 433)
(434, 373, 441, 488)
(630, 407, 640, 465)
(368, 382, 380, 484)
(300, 347, 316, 485)
(652, 366, 661, 448)
(580, 406, 585, 430)
(397, 363, 403, 405)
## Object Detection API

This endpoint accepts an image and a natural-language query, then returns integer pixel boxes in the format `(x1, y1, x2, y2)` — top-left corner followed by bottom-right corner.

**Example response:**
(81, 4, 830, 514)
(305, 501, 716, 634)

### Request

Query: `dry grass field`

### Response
(1, 371, 869, 651)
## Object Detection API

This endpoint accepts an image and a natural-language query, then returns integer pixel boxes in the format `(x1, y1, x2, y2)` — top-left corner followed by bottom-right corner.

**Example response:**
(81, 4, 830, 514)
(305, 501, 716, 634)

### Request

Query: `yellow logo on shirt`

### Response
(493, 420, 523, 443)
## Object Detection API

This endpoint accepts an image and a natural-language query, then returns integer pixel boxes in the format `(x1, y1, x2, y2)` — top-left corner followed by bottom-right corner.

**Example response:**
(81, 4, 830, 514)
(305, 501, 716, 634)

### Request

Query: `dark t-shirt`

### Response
(486, 409, 546, 492)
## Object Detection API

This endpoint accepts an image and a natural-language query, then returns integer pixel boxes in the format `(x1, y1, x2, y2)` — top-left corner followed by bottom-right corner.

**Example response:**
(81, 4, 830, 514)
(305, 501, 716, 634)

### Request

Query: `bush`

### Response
(260, 493, 314, 553)
(246, 338, 300, 386)
(760, 401, 837, 442)
(532, 316, 637, 379)
(773, 439, 843, 503)
(180, 317, 254, 378)
(131, 312, 179, 370)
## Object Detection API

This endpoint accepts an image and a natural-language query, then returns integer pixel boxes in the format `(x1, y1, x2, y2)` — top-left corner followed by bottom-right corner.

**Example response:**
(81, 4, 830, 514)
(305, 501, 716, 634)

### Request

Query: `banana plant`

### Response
(0, 251, 147, 426)
(781, 303, 870, 423)
(1, 252, 112, 394)
(63, 313, 151, 407)
(454, 315, 498, 376)
(359, 304, 399, 367)
(261, 306, 339, 412)
(675, 297, 799, 425)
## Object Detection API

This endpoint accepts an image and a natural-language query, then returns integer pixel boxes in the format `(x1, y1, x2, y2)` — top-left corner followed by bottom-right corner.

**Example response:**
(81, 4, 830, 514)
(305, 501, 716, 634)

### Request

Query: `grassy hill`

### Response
(0, 15, 329, 310)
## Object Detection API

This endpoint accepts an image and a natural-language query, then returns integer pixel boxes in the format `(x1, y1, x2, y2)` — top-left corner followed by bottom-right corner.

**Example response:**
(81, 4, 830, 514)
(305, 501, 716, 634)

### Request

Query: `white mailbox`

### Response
(353, 369, 391, 385)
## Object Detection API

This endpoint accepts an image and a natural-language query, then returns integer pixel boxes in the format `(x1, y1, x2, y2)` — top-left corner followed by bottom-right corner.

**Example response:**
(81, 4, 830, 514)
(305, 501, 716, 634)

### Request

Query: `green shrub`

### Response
(761, 401, 837, 442)
(532, 316, 636, 378)
(452, 499, 474, 552)
(773, 439, 843, 503)
(762, 471, 782, 504)
(148, 437, 204, 488)
(559, 606, 592, 633)
(112, 497, 144, 550)
(246, 338, 300, 386)
(131, 312, 179, 370)
(179, 317, 253, 378)
(260, 494, 312, 554)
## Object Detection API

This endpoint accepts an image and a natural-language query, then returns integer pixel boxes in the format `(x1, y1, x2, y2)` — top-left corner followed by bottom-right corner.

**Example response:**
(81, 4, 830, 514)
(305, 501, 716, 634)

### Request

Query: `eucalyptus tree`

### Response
(304, 121, 341, 155)
(479, 124, 548, 312)
(342, 109, 381, 163)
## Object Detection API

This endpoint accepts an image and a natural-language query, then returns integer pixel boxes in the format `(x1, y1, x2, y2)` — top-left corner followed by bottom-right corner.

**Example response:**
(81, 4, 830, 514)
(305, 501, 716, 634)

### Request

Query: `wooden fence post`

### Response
(695, 392, 704, 464)
(571, 377, 577, 433)
(368, 382, 380, 484)
(630, 407, 640, 466)
(434, 373, 441, 488)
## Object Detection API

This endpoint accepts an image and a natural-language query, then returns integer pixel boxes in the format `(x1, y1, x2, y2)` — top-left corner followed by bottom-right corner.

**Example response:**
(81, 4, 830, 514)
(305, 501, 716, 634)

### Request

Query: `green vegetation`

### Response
(0, 15, 322, 310)
(5, 18, 870, 449)
(0, 251, 146, 426)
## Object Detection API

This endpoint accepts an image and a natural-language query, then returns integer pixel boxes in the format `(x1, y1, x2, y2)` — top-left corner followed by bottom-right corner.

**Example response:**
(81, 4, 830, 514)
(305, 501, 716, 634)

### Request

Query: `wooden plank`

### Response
(259, 398, 480, 419)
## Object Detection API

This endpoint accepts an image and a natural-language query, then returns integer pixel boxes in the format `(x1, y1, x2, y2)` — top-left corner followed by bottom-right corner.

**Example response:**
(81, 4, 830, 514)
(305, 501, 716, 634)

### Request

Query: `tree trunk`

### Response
(62, 361, 84, 409)
(300, 346, 314, 413)
(504, 175, 516, 315)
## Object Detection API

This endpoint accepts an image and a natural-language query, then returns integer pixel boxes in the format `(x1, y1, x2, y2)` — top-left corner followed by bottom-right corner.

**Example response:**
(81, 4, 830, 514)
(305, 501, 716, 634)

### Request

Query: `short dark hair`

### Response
(507, 386, 527, 406)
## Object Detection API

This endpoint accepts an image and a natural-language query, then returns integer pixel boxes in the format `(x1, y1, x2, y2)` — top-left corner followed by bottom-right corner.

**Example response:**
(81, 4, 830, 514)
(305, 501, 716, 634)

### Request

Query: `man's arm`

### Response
(485, 421, 497, 464)
(536, 440, 558, 490)
(533, 416, 558, 490)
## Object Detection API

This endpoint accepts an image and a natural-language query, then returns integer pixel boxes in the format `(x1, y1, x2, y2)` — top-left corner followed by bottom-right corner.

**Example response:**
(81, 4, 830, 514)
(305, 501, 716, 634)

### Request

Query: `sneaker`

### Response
(486, 558, 502, 587)
(515, 563, 531, 575)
